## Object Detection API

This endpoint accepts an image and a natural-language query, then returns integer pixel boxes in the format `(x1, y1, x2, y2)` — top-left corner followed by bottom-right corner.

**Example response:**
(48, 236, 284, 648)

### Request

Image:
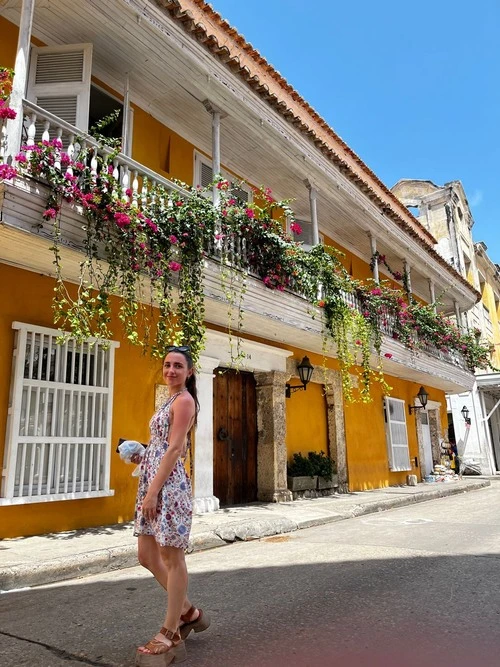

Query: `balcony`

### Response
(0, 101, 475, 394)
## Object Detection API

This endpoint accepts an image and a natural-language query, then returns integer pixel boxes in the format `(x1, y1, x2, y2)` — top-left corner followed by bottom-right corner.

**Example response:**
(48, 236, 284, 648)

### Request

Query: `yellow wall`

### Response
(480, 281, 500, 368)
(0, 265, 165, 538)
(286, 381, 328, 458)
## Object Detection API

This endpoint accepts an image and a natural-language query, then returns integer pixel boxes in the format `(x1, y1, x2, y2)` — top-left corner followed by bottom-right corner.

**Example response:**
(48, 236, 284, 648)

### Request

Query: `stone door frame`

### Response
(193, 330, 292, 512)
(414, 398, 443, 478)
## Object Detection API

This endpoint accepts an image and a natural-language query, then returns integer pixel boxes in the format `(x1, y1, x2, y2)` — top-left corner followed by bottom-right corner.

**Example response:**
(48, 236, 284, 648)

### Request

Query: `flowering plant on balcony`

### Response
(14, 135, 495, 399)
(0, 67, 18, 181)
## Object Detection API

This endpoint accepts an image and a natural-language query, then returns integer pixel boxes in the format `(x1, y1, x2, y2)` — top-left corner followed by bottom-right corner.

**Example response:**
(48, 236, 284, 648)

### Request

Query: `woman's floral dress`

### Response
(134, 390, 192, 549)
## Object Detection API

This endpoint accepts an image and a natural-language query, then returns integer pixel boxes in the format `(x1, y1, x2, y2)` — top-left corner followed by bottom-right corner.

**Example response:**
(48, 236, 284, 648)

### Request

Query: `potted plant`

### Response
(307, 451, 338, 490)
(287, 453, 317, 491)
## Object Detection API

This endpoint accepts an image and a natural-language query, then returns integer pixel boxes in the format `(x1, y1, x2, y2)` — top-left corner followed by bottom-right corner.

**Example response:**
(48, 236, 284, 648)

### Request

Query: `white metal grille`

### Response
(2, 322, 118, 504)
(384, 397, 411, 472)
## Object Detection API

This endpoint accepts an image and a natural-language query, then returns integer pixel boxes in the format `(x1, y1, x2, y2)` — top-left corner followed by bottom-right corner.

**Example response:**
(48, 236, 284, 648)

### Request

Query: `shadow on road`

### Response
(1, 550, 499, 666)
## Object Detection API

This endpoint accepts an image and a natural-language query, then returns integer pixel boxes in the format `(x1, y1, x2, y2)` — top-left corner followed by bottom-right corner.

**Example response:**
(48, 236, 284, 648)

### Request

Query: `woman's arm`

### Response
(147, 393, 195, 496)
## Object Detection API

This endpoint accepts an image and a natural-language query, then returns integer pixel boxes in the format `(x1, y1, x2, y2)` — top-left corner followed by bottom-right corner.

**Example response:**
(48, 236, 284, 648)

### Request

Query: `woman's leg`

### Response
(160, 545, 188, 632)
(137, 535, 195, 615)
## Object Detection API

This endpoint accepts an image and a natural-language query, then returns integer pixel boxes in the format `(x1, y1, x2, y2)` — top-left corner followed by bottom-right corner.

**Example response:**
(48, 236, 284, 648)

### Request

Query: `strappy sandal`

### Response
(179, 605, 211, 640)
(135, 628, 187, 666)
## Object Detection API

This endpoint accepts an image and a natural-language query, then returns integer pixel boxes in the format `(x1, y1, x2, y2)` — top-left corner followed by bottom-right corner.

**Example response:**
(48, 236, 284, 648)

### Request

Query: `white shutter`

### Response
(384, 397, 411, 471)
(27, 44, 93, 131)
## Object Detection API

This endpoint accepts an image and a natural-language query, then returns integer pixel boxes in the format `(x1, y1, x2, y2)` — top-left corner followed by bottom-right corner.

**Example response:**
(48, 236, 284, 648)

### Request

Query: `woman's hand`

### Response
(142, 491, 159, 521)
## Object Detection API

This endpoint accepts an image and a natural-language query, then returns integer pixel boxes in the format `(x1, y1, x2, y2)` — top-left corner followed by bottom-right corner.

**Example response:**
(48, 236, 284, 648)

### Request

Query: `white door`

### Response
(420, 412, 434, 476)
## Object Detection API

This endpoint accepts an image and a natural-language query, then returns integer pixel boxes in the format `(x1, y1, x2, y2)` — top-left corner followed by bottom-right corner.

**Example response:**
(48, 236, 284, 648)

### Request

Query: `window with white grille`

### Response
(384, 397, 411, 472)
(1, 322, 118, 505)
(193, 152, 252, 203)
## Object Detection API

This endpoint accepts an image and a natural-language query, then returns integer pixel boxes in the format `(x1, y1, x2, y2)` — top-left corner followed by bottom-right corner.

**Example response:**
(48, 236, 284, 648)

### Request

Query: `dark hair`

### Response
(165, 348, 200, 422)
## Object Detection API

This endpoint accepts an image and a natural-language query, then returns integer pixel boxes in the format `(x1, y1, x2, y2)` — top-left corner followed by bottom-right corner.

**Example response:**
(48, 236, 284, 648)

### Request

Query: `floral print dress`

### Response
(134, 390, 192, 549)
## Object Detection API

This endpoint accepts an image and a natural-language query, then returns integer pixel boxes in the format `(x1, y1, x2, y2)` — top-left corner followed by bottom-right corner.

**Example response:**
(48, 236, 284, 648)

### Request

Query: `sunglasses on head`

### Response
(166, 345, 191, 353)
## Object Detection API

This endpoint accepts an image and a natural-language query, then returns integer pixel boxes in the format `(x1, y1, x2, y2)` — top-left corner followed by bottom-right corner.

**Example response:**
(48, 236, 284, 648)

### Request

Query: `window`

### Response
(384, 397, 411, 471)
(1, 322, 118, 504)
(483, 305, 493, 342)
(193, 152, 252, 204)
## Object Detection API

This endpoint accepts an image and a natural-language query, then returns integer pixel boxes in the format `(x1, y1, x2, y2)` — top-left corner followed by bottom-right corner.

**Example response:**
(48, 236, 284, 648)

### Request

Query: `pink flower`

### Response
(228, 198, 236, 206)
(168, 261, 182, 272)
(370, 288, 382, 296)
(290, 221, 302, 235)
(0, 104, 16, 120)
(175, 201, 183, 207)
(114, 212, 131, 228)
(42, 207, 58, 219)
(108, 164, 114, 174)
(216, 180, 229, 190)
(15, 153, 27, 163)
(0, 163, 17, 180)
(125, 188, 133, 197)
(215, 233, 224, 240)
(355, 340, 361, 346)
(145, 218, 158, 233)
(245, 208, 255, 219)
(51, 138, 63, 149)
(169, 235, 178, 244)
(222, 209, 228, 217)
(384, 353, 393, 359)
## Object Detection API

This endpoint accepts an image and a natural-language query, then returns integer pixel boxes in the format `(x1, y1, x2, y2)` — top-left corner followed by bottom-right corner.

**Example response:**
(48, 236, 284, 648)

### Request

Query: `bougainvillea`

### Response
(13, 134, 496, 401)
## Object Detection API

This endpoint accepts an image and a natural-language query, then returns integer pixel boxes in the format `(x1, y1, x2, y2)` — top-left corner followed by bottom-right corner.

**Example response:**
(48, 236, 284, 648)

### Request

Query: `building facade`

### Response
(0, 0, 480, 538)
(392, 179, 500, 474)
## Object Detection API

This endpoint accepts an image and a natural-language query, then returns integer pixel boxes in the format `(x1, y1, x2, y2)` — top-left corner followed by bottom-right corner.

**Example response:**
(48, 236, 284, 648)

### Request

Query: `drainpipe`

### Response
(5, 0, 35, 161)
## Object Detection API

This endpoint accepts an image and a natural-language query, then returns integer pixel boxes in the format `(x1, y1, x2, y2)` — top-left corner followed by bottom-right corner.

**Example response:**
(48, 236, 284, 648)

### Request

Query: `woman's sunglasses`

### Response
(166, 345, 191, 353)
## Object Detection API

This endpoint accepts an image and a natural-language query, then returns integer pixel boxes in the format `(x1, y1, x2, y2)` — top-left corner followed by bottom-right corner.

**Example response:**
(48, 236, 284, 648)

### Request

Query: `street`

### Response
(1, 485, 500, 667)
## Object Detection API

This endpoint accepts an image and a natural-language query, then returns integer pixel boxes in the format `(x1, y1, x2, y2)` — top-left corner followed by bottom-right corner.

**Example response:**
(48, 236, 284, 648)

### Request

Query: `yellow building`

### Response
(0, 1, 480, 538)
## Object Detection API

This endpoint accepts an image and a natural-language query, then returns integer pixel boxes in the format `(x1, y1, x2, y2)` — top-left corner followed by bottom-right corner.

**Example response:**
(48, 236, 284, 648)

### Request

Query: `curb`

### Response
(0, 480, 490, 592)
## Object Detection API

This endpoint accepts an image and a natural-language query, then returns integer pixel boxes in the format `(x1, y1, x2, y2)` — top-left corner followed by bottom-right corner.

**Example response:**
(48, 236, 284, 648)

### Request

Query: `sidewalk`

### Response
(0, 478, 491, 592)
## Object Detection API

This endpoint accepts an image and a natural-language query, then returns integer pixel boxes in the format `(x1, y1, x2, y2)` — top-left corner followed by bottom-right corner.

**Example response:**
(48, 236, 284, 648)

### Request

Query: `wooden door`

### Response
(213, 369, 257, 506)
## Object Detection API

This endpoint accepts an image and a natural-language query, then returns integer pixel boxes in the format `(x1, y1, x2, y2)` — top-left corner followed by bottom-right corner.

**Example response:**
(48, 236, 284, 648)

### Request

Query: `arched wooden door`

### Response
(213, 369, 257, 505)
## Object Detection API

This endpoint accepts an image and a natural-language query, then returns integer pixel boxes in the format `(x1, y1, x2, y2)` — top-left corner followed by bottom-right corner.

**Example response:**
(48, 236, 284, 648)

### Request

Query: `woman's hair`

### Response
(165, 348, 200, 422)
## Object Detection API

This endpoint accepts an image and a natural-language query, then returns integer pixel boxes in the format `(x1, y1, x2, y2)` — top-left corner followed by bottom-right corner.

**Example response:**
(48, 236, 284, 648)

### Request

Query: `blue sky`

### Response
(212, 0, 499, 262)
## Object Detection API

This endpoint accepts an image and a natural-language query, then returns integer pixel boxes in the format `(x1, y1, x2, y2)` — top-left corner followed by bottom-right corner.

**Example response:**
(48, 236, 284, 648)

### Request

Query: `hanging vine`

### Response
(10, 136, 496, 400)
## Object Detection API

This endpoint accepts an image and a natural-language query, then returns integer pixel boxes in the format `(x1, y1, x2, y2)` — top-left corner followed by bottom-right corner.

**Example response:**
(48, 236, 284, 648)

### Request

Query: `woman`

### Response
(134, 345, 210, 665)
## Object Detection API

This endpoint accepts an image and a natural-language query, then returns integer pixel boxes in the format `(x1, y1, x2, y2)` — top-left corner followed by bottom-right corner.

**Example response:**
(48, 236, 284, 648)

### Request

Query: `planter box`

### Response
(317, 474, 339, 490)
(287, 475, 317, 492)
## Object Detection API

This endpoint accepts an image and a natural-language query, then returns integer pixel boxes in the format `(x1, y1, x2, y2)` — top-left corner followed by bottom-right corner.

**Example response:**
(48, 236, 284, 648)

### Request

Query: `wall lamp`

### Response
(408, 386, 429, 415)
(286, 356, 314, 398)
(461, 405, 471, 425)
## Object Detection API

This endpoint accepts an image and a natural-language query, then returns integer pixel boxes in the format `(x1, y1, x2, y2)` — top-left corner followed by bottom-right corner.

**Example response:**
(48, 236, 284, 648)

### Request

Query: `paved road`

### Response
(1, 485, 500, 666)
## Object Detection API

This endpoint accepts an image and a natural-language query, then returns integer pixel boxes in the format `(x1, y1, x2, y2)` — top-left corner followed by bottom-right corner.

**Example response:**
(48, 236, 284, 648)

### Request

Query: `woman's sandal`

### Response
(179, 605, 211, 640)
(135, 628, 187, 666)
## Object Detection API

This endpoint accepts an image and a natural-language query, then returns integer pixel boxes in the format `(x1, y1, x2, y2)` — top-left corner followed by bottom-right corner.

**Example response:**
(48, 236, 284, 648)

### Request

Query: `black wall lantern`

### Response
(408, 386, 429, 415)
(461, 405, 471, 425)
(286, 356, 314, 398)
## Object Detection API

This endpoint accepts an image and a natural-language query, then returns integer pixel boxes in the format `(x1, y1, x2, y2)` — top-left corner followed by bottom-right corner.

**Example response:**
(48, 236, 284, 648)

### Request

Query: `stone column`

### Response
(325, 373, 348, 492)
(192, 355, 220, 514)
(254, 371, 292, 502)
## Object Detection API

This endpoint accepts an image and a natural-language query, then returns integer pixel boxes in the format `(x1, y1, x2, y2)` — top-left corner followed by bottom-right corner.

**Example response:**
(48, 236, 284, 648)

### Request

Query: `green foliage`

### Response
(287, 452, 316, 477)
(307, 451, 337, 479)
(16, 138, 496, 395)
